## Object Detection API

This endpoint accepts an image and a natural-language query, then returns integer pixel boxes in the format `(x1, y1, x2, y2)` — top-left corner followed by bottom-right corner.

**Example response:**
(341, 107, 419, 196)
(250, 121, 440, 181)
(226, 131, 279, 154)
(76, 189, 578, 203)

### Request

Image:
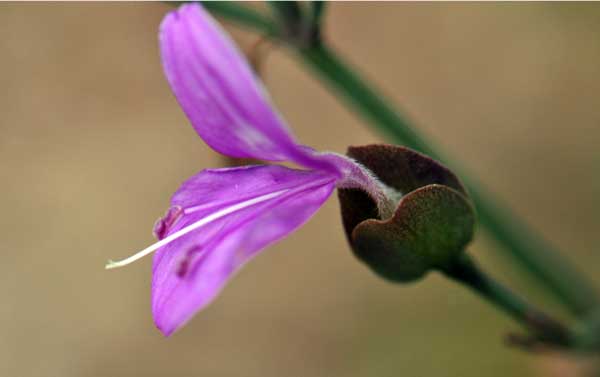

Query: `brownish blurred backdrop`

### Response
(1, 3, 599, 377)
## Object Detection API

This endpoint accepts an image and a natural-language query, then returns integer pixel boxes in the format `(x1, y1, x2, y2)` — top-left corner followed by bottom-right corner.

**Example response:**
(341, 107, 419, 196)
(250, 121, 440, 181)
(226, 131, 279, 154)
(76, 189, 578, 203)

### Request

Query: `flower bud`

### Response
(338, 144, 476, 282)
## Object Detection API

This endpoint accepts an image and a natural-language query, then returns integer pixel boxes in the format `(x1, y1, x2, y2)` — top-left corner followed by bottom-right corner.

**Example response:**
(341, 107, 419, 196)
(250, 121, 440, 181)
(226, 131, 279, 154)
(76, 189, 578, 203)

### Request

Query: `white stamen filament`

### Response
(105, 189, 289, 270)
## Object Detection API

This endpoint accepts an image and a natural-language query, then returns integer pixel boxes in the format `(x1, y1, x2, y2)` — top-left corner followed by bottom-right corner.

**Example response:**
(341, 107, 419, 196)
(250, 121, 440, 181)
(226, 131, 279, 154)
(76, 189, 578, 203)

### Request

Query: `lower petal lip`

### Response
(150, 166, 337, 335)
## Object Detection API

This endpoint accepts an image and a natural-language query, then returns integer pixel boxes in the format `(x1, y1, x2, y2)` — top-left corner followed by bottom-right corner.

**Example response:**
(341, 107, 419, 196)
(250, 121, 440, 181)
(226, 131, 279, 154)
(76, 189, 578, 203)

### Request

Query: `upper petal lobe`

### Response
(160, 4, 344, 174)
(160, 5, 295, 160)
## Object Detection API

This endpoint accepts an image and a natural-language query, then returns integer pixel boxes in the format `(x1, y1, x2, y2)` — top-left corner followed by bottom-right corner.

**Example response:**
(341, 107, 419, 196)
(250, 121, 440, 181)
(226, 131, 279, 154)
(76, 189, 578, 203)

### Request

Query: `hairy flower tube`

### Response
(106, 4, 402, 336)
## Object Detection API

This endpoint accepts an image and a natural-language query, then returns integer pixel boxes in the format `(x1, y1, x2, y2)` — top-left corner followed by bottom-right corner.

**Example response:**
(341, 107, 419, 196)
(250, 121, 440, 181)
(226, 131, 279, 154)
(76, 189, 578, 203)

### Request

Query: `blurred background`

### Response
(1, 3, 599, 376)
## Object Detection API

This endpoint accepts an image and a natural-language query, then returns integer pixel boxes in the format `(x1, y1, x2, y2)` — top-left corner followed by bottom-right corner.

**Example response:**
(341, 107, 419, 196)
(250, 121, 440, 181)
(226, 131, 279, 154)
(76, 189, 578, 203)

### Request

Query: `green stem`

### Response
(300, 44, 437, 158)
(268, 1, 303, 26)
(443, 256, 572, 348)
(309, 1, 327, 28)
(298, 43, 599, 317)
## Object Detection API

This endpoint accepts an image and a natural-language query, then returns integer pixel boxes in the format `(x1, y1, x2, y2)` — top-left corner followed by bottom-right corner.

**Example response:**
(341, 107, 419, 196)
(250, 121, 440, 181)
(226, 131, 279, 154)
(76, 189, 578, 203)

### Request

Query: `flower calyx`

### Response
(338, 144, 476, 282)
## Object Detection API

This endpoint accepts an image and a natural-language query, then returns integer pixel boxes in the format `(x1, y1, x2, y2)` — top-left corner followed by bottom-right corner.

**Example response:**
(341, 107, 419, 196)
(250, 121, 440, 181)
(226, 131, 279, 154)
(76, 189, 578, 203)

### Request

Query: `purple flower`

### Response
(107, 4, 395, 336)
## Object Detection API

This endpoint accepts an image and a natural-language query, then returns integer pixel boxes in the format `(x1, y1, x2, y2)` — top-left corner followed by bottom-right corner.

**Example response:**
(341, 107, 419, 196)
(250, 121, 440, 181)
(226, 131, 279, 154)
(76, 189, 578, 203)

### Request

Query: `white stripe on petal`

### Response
(105, 189, 289, 270)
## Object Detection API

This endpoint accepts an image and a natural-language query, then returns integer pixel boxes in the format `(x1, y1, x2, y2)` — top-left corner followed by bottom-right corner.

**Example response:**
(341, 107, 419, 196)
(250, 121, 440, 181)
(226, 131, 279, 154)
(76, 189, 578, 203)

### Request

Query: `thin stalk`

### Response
(298, 43, 599, 317)
(268, 1, 303, 27)
(442, 255, 573, 348)
(307, 1, 326, 43)
(202, 2, 278, 36)
(309, 1, 327, 28)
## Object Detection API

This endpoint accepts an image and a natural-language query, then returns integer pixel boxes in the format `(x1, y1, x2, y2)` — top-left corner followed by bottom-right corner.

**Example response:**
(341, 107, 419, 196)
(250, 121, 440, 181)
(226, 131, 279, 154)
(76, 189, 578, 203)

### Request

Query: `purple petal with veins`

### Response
(151, 165, 336, 335)
(160, 4, 340, 174)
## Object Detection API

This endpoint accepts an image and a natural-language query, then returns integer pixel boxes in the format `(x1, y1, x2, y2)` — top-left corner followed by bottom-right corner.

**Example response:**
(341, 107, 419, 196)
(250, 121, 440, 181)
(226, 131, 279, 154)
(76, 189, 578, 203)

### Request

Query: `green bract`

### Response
(338, 144, 476, 282)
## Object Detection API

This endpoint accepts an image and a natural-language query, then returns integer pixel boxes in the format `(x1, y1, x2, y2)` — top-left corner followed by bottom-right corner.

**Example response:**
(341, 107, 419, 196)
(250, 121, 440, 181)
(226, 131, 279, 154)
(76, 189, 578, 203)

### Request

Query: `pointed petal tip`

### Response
(152, 293, 199, 338)
(155, 319, 176, 337)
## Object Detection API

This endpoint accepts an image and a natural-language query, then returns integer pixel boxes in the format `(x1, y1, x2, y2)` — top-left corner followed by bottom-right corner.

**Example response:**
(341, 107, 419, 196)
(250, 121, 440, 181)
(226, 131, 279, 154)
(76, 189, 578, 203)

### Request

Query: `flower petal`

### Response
(160, 4, 335, 173)
(151, 165, 336, 336)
